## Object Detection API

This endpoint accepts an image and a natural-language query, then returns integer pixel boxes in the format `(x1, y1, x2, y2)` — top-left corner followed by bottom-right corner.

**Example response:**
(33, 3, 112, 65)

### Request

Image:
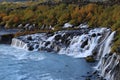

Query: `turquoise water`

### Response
(0, 44, 93, 80)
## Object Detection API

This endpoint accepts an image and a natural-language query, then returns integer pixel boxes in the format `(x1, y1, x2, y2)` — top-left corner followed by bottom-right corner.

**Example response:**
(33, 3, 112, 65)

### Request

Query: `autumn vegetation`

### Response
(0, 1, 119, 54)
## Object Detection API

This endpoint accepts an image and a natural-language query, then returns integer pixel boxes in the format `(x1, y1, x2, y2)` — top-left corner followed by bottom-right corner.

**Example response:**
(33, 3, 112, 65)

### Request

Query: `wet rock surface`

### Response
(0, 34, 14, 44)
(85, 56, 95, 62)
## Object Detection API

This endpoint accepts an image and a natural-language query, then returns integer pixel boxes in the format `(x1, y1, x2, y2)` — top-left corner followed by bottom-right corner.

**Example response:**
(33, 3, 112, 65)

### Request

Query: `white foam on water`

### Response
(0, 45, 46, 61)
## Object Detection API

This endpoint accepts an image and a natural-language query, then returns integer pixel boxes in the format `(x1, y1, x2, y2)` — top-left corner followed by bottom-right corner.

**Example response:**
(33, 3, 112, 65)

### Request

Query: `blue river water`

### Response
(0, 44, 94, 80)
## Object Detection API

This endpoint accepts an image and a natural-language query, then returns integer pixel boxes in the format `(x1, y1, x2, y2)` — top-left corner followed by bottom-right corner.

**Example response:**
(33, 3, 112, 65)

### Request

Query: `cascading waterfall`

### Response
(11, 38, 28, 50)
(95, 31, 120, 80)
(11, 27, 119, 80)
(95, 31, 116, 70)
(58, 28, 109, 58)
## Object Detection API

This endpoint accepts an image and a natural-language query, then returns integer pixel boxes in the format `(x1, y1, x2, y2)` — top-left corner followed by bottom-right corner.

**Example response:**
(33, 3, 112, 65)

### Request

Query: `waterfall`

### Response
(11, 28, 111, 56)
(10, 27, 120, 80)
(95, 31, 116, 69)
(11, 38, 28, 50)
(95, 31, 120, 80)
(58, 28, 109, 58)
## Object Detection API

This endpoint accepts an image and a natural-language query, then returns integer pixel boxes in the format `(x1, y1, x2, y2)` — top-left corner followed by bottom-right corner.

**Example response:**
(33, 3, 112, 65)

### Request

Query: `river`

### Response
(0, 44, 94, 80)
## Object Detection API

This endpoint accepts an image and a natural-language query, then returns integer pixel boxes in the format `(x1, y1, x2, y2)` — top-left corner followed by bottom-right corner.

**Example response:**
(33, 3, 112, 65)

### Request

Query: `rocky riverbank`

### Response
(0, 29, 18, 44)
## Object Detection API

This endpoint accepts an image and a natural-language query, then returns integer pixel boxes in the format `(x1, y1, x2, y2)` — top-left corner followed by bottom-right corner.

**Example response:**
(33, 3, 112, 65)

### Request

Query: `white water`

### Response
(58, 28, 108, 58)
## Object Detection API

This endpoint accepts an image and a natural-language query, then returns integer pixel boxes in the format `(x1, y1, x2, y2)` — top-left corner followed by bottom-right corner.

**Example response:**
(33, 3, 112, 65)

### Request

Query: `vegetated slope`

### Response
(0, 0, 101, 2)
(0, 0, 28, 2)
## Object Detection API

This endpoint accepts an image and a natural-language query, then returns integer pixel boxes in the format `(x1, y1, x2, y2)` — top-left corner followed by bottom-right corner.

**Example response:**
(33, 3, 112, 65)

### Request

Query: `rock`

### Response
(0, 34, 14, 44)
(39, 46, 53, 52)
(81, 39, 88, 48)
(93, 51, 97, 55)
(27, 36, 32, 40)
(55, 35, 62, 41)
(65, 39, 71, 46)
(85, 56, 95, 62)
(18, 24, 23, 28)
(87, 72, 90, 74)
(63, 23, 73, 28)
(46, 48, 53, 52)
(45, 41, 51, 46)
(61, 33, 70, 44)
(46, 32, 54, 37)
(39, 47, 45, 51)
(97, 33, 101, 36)
(62, 33, 70, 39)
(85, 77, 91, 80)
(35, 44, 39, 49)
(92, 33, 96, 37)
(28, 46, 34, 51)
(92, 70, 97, 75)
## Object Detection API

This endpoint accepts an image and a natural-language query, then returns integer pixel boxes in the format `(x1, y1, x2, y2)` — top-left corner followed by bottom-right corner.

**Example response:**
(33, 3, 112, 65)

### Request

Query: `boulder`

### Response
(61, 33, 70, 44)
(0, 34, 14, 44)
(35, 44, 39, 49)
(46, 48, 53, 52)
(28, 46, 34, 51)
(63, 23, 73, 28)
(54, 35, 62, 41)
(27, 36, 32, 40)
(45, 41, 51, 46)
(92, 33, 96, 37)
(81, 39, 88, 48)
(46, 32, 54, 37)
(64, 39, 71, 46)
(85, 77, 91, 80)
(97, 33, 101, 36)
(85, 56, 95, 62)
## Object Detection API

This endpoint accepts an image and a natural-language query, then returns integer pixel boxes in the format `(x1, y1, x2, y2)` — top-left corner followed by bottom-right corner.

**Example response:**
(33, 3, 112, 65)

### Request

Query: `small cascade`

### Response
(11, 38, 28, 50)
(11, 33, 47, 51)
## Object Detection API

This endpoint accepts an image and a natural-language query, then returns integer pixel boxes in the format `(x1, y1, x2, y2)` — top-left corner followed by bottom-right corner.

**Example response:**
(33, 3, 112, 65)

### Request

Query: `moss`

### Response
(85, 56, 95, 63)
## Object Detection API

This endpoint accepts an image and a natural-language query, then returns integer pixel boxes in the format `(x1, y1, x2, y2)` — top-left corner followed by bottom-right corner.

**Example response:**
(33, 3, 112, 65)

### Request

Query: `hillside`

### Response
(0, 0, 116, 2)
